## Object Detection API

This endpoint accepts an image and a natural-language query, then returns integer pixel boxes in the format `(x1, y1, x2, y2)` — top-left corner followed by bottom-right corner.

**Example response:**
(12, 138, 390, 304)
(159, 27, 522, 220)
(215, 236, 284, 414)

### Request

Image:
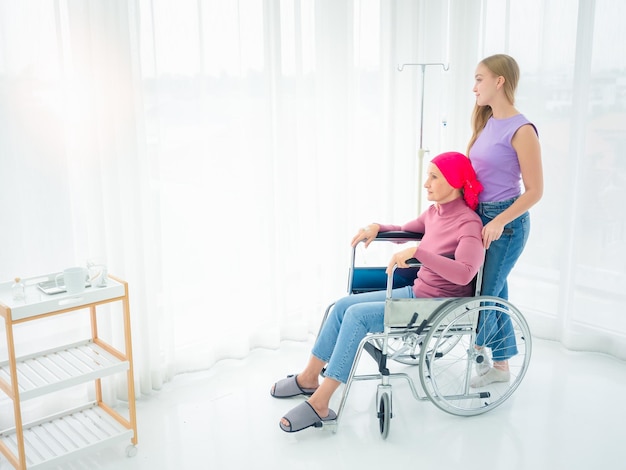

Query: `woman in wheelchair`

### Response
(270, 151, 487, 433)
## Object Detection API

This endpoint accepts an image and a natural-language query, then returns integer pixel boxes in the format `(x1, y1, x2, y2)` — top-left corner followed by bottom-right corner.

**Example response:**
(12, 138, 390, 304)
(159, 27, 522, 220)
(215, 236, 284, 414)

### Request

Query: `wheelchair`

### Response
(318, 231, 532, 439)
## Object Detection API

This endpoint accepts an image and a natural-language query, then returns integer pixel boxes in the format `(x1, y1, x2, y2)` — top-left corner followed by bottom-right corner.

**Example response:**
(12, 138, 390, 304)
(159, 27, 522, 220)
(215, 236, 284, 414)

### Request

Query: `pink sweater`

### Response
(377, 197, 484, 298)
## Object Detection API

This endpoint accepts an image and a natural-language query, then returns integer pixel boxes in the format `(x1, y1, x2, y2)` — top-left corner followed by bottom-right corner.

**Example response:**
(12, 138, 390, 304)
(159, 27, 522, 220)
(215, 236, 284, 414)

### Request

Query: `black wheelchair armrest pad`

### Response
(376, 231, 423, 241)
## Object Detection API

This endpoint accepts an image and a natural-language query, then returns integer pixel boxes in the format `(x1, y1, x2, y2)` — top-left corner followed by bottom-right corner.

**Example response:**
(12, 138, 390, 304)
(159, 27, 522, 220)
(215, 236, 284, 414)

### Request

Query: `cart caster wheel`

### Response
(378, 392, 391, 439)
(126, 445, 138, 458)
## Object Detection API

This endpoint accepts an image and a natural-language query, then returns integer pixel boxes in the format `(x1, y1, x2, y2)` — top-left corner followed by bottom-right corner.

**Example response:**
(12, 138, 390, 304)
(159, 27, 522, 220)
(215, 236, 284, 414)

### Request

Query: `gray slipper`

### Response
(279, 401, 337, 433)
(271, 374, 317, 398)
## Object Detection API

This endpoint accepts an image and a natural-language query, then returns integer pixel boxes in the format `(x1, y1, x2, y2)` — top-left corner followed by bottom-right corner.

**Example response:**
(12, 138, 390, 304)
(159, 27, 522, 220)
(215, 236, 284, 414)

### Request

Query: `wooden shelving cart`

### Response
(0, 273, 138, 469)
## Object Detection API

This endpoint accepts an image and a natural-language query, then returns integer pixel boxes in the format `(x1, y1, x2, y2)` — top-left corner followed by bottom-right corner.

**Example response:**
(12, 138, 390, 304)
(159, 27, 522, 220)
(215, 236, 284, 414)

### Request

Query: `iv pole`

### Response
(397, 62, 449, 213)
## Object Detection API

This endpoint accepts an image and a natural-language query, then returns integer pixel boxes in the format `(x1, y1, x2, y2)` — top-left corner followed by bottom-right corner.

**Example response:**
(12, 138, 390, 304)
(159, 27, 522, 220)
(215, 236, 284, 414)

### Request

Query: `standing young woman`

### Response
(468, 54, 543, 387)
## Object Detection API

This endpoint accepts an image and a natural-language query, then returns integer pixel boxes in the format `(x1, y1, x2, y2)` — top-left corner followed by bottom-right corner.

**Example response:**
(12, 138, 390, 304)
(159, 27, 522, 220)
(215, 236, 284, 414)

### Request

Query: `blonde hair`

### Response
(467, 54, 520, 153)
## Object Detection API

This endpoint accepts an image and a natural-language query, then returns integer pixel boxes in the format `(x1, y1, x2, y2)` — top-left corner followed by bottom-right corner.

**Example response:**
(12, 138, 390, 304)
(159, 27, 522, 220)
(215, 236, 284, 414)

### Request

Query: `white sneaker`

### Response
(474, 347, 492, 376)
(470, 367, 510, 388)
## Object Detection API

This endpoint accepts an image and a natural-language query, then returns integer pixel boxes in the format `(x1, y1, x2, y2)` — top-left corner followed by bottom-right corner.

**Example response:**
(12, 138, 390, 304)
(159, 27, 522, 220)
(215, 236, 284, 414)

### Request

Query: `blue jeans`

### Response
(475, 197, 530, 361)
(312, 286, 415, 384)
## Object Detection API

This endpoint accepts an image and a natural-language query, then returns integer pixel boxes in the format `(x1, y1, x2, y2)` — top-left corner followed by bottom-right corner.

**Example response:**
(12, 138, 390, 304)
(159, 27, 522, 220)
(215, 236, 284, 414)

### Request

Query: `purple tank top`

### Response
(469, 114, 537, 203)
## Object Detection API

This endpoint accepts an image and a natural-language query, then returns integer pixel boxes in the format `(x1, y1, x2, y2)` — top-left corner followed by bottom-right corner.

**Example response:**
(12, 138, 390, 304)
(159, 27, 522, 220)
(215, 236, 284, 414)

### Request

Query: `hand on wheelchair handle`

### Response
(350, 224, 380, 248)
(385, 247, 418, 275)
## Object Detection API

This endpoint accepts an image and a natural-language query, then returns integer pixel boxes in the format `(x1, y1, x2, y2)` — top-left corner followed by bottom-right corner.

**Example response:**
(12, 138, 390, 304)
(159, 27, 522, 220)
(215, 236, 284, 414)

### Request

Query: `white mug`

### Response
(56, 267, 88, 294)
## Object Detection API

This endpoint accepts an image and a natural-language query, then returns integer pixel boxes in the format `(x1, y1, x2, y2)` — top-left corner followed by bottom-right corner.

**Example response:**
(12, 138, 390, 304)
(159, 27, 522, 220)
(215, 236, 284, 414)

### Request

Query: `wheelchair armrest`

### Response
(405, 253, 453, 268)
(375, 231, 423, 242)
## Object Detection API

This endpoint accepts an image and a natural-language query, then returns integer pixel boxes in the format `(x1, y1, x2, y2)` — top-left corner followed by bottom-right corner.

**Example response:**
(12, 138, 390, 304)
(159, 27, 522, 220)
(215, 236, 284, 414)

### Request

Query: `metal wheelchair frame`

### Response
(319, 232, 532, 439)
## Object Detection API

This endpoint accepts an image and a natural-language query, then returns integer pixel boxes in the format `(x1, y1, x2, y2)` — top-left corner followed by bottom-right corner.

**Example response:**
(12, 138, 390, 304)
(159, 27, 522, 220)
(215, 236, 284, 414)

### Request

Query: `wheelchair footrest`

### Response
(364, 342, 389, 375)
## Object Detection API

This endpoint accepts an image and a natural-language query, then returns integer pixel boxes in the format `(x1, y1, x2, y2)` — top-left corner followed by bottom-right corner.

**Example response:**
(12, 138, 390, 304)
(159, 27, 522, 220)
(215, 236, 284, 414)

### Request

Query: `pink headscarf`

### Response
(431, 152, 483, 210)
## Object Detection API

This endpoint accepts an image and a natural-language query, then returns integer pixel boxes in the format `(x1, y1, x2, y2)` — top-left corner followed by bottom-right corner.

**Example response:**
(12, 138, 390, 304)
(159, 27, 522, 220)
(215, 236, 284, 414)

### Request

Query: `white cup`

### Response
(57, 267, 88, 294)
(88, 263, 108, 287)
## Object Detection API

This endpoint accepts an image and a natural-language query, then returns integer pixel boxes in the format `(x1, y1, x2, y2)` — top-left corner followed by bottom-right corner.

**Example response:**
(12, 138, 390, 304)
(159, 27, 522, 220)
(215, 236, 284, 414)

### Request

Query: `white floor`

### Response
(14, 337, 626, 470)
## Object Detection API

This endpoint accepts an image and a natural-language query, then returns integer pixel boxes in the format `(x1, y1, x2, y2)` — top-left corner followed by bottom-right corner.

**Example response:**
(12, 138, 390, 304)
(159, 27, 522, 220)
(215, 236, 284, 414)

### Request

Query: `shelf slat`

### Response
(0, 340, 129, 400)
(0, 403, 134, 469)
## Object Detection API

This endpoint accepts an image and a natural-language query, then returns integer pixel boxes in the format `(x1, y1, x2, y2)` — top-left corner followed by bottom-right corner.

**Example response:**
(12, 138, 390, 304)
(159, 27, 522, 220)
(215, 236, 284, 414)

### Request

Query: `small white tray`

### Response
(0, 274, 125, 321)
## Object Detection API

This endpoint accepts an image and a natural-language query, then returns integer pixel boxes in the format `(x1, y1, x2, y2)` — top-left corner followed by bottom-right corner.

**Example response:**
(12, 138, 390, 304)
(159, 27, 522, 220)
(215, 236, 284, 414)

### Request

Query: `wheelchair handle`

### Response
(386, 260, 421, 299)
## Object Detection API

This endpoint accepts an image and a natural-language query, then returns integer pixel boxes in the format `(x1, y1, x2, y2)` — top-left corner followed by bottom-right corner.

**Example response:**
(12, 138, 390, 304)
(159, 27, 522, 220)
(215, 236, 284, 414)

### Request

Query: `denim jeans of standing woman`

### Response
(475, 197, 530, 361)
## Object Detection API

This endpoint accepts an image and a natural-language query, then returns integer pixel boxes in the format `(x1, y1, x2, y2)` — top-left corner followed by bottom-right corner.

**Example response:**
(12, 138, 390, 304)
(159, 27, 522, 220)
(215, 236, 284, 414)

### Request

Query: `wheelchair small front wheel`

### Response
(377, 392, 391, 439)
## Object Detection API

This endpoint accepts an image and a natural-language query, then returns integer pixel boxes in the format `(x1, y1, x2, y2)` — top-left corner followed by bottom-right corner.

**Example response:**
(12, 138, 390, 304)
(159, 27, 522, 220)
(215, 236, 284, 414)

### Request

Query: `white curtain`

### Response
(0, 0, 624, 398)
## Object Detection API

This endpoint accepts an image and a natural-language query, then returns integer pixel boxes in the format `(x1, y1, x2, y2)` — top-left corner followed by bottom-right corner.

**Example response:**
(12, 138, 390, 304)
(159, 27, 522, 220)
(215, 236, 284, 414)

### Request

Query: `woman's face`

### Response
(473, 62, 500, 107)
(424, 164, 458, 205)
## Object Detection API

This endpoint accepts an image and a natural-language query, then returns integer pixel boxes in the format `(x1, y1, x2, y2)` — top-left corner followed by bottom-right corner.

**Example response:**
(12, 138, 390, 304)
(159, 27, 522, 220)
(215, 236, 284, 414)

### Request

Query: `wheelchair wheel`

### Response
(418, 296, 532, 416)
(378, 392, 391, 439)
